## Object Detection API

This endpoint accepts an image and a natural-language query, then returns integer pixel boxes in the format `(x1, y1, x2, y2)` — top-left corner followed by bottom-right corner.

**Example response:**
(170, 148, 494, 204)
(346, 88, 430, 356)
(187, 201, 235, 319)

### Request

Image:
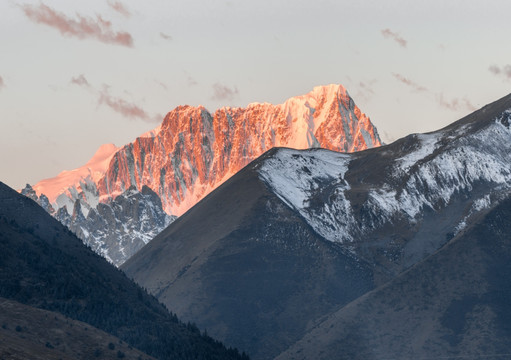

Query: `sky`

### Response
(1, 0, 511, 190)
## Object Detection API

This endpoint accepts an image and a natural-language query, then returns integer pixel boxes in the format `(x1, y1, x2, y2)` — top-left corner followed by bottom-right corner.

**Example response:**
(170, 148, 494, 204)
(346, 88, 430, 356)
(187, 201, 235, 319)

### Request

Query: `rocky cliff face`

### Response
(23, 184, 173, 266)
(98, 84, 381, 215)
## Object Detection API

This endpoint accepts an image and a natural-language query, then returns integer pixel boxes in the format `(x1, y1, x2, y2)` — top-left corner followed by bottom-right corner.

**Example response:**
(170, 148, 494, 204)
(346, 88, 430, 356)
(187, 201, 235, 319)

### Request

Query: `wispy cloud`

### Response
(392, 73, 428, 92)
(160, 32, 172, 41)
(381, 28, 407, 48)
(21, 3, 133, 47)
(70, 75, 159, 123)
(107, 1, 131, 18)
(70, 74, 91, 88)
(392, 72, 475, 112)
(211, 83, 239, 101)
(154, 80, 168, 90)
(0, 76, 4, 90)
(187, 75, 198, 87)
(489, 64, 511, 80)
(99, 87, 159, 123)
(436, 94, 476, 112)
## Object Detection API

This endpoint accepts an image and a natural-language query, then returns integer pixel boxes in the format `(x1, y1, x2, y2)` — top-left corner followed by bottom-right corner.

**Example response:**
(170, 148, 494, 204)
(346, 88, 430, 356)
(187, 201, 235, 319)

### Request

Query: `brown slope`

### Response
(276, 196, 511, 360)
(122, 150, 376, 360)
(0, 297, 154, 360)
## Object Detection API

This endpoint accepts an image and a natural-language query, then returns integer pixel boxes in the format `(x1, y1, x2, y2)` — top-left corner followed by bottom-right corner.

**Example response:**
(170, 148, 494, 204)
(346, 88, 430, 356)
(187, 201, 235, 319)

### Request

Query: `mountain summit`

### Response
(27, 84, 381, 264)
(99, 84, 381, 215)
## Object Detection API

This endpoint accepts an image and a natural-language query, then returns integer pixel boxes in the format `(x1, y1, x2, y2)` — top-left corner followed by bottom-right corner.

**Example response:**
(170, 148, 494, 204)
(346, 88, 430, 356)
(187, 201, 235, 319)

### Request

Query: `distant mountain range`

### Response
(27, 84, 381, 265)
(122, 94, 511, 359)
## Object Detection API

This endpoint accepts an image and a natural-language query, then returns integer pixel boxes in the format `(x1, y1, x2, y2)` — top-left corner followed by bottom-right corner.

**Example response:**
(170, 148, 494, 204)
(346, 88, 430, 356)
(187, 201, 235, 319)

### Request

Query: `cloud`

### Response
(107, 1, 131, 18)
(187, 75, 198, 87)
(392, 73, 428, 92)
(70, 74, 91, 88)
(436, 94, 476, 112)
(0, 76, 4, 90)
(381, 28, 407, 48)
(392, 72, 475, 113)
(21, 3, 133, 47)
(99, 87, 159, 123)
(489, 64, 511, 80)
(211, 83, 239, 101)
(154, 80, 168, 90)
(160, 32, 172, 41)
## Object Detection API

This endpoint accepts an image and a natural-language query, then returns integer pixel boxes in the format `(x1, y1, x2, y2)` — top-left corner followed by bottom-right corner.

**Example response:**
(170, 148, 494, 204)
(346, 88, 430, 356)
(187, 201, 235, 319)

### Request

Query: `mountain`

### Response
(276, 195, 511, 360)
(27, 84, 381, 264)
(0, 297, 154, 360)
(98, 84, 381, 216)
(22, 183, 174, 265)
(122, 93, 511, 359)
(0, 181, 248, 360)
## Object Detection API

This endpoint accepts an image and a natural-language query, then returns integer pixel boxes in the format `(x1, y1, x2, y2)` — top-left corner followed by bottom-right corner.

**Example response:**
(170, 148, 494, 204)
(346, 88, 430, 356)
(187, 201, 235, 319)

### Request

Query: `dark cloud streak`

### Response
(107, 1, 131, 18)
(392, 73, 428, 92)
(21, 3, 133, 47)
(70, 74, 91, 88)
(211, 83, 239, 101)
(160, 32, 173, 41)
(489, 64, 511, 80)
(381, 28, 407, 48)
(70, 75, 159, 123)
(392, 72, 475, 112)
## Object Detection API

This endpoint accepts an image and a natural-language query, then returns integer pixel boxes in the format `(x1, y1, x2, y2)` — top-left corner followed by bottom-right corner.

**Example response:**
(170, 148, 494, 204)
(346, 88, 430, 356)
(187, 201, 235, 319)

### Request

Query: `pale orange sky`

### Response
(1, 0, 511, 189)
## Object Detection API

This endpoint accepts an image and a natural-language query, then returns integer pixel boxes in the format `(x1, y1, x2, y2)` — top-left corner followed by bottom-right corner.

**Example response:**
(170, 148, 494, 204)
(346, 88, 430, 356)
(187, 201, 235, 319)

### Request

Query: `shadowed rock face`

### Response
(124, 93, 511, 360)
(24, 184, 174, 266)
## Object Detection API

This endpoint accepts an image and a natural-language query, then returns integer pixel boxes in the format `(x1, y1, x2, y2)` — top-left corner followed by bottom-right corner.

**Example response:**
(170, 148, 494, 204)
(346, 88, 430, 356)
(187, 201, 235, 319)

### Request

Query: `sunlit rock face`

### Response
(27, 84, 381, 265)
(99, 84, 382, 215)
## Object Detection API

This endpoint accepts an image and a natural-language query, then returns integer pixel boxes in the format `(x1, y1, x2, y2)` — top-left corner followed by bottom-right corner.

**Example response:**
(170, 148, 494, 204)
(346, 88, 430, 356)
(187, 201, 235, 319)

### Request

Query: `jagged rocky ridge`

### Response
(29, 84, 381, 264)
(98, 84, 381, 216)
(22, 184, 174, 266)
(122, 93, 511, 359)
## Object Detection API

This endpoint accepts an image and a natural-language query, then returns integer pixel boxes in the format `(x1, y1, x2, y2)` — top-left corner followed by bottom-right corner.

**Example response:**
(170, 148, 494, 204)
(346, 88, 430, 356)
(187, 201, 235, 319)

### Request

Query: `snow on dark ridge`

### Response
(257, 106, 511, 250)
(258, 148, 356, 243)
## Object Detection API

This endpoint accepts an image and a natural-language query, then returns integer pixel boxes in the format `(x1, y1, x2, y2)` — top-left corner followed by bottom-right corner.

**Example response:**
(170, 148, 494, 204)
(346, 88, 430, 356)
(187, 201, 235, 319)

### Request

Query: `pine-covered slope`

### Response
(0, 297, 155, 360)
(0, 181, 248, 360)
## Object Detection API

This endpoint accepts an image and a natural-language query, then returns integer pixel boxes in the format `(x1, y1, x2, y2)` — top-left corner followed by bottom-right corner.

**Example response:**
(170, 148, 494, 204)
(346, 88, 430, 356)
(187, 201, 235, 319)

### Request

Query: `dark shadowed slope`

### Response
(124, 93, 511, 360)
(122, 157, 375, 360)
(0, 297, 154, 360)
(0, 181, 248, 360)
(276, 195, 511, 360)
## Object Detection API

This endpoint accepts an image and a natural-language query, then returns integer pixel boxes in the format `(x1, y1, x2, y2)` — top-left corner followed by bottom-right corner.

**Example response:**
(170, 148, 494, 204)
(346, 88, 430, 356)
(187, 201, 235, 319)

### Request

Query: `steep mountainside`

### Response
(123, 93, 511, 359)
(0, 181, 248, 360)
(276, 195, 511, 360)
(122, 162, 375, 360)
(0, 297, 154, 360)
